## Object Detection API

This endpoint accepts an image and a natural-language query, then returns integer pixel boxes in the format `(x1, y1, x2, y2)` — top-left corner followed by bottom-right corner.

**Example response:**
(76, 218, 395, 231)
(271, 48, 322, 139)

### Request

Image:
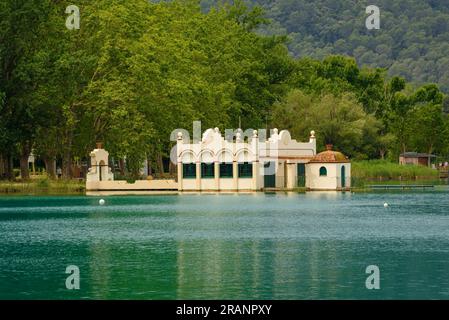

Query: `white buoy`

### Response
(383, 202, 388, 208)
(99, 199, 105, 206)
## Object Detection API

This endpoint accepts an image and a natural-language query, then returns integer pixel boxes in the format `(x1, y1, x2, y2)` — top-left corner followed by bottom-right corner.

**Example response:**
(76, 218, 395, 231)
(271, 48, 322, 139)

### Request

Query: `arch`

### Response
(216, 149, 233, 163)
(319, 166, 327, 176)
(279, 130, 291, 145)
(202, 128, 216, 146)
(99, 160, 106, 181)
(236, 148, 253, 163)
(202, 128, 215, 140)
(90, 154, 98, 167)
(180, 150, 196, 163)
(341, 165, 346, 187)
(199, 149, 214, 164)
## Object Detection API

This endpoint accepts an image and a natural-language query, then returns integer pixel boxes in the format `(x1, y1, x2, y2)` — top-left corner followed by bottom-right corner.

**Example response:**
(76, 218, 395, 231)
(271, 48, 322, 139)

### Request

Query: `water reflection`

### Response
(1, 192, 449, 299)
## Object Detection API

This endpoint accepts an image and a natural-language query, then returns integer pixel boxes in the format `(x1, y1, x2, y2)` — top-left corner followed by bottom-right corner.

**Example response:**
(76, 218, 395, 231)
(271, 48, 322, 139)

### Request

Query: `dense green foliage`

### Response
(1, 0, 291, 178)
(0, 0, 448, 180)
(204, 0, 449, 93)
(352, 160, 439, 180)
(271, 55, 449, 160)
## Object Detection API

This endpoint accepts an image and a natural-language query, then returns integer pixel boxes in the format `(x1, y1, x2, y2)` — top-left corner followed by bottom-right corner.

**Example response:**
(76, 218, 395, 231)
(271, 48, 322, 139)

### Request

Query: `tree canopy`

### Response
(0, 0, 448, 180)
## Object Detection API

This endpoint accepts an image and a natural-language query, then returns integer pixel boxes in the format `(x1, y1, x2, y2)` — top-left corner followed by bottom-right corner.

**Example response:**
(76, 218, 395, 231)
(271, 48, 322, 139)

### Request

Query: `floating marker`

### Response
(99, 199, 105, 206)
(383, 202, 388, 208)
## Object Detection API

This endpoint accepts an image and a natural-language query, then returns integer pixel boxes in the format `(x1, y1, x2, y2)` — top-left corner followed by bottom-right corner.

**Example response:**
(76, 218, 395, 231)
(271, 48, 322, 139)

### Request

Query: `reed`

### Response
(352, 160, 439, 181)
(0, 178, 85, 194)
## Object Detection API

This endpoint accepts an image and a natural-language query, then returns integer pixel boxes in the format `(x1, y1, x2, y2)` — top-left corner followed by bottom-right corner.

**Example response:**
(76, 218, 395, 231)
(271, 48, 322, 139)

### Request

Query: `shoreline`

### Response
(0, 178, 447, 196)
(0, 180, 85, 195)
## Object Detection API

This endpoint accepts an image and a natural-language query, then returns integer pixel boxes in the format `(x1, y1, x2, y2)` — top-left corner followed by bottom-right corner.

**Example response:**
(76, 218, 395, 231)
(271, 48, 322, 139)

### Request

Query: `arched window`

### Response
(218, 150, 233, 178)
(236, 150, 253, 178)
(200, 150, 214, 179)
(181, 151, 196, 179)
(319, 166, 327, 176)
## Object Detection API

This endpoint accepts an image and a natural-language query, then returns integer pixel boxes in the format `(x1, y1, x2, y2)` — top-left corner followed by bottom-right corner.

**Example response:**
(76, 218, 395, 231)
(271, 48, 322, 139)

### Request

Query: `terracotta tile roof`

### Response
(309, 145, 350, 163)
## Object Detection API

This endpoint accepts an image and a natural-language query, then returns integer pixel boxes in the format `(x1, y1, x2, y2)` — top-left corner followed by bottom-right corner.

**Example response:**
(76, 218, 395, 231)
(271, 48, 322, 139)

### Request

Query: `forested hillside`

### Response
(203, 0, 449, 92)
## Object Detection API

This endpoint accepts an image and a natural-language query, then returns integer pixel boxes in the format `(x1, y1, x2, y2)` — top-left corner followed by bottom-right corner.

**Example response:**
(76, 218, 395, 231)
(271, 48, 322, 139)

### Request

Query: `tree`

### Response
(387, 92, 414, 155)
(271, 89, 380, 158)
(407, 84, 446, 155)
(409, 103, 446, 154)
(0, 0, 64, 180)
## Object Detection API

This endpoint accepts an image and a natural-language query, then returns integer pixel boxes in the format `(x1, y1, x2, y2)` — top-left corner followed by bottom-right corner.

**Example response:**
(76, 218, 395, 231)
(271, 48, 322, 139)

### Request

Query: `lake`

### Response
(1, 190, 449, 299)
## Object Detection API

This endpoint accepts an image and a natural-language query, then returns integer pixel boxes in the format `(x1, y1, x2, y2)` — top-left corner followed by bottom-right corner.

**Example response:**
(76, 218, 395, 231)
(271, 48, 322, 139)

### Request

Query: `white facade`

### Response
(176, 128, 318, 191)
(86, 148, 114, 183)
(85, 146, 179, 191)
(306, 162, 351, 190)
(86, 129, 351, 192)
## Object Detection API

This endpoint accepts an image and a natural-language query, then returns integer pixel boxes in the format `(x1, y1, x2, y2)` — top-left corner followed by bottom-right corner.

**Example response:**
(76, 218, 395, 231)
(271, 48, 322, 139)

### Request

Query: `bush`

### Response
(36, 178, 50, 188)
(13, 169, 20, 178)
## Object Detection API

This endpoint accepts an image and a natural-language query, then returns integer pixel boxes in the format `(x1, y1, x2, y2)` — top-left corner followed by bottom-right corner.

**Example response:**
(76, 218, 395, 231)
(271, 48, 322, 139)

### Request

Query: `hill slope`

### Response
(203, 0, 449, 92)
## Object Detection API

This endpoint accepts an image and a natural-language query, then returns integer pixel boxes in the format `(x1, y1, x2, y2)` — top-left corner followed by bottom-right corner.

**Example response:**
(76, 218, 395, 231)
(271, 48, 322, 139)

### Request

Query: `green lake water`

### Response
(1, 190, 449, 300)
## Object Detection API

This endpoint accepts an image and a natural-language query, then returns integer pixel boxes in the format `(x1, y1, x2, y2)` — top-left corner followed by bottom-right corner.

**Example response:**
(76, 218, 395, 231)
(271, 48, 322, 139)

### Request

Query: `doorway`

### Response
(264, 161, 276, 188)
(297, 163, 306, 187)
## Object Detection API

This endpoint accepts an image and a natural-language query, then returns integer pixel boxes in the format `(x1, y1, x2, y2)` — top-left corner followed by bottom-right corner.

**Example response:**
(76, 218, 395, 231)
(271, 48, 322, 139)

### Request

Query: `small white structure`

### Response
(305, 144, 351, 191)
(86, 143, 178, 191)
(86, 143, 114, 183)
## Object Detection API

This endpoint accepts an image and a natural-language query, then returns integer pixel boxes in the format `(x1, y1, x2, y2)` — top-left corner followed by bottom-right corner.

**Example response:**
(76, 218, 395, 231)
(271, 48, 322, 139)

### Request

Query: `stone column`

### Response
(214, 162, 220, 191)
(252, 161, 259, 190)
(286, 162, 296, 189)
(196, 162, 201, 191)
(251, 130, 259, 191)
(177, 162, 183, 191)
(233, 161, 238, 191)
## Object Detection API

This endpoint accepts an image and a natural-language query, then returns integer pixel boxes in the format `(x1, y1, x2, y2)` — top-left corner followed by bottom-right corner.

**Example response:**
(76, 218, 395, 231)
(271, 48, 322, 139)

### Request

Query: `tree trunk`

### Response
(20, 142, 31, 180)
(6, 155, 14, 180)
(0, 154, 12, 179)
(169, 161, 176, 176)
(157, 153, 164, 176)
(0, 154, 4, 178)
(147, 158, 153, 176)
(119, 158, 126, 175)
(62, 130, 73, 179)
(44, 157, 57, 179)
(62, 151, 72, 179)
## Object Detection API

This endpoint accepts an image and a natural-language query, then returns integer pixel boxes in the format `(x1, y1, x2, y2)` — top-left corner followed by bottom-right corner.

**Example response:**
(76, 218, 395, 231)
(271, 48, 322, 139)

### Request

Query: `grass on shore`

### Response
(351, 160, 439, 187)
(0, 178, 85, 194)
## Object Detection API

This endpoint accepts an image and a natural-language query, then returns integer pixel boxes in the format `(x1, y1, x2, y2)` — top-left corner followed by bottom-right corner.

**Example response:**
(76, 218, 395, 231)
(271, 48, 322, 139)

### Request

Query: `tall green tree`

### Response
(271, 89, 380, 158)
(0, 0, 64, 179)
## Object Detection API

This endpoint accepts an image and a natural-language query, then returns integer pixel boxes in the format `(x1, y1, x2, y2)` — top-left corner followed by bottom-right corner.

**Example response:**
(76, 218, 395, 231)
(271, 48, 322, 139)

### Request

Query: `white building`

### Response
(86, 128, 350, 192)
(176, 128, 350, 191)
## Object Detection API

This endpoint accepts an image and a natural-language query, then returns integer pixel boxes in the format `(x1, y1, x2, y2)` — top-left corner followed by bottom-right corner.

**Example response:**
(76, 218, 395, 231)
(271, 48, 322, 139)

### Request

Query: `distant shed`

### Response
(399, 152, 436, 167)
